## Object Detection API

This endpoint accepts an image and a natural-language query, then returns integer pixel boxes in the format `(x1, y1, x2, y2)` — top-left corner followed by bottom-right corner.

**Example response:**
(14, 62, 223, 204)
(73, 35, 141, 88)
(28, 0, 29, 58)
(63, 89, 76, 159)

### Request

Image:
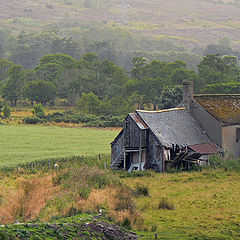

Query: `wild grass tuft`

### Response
(135, 185, 149, 197)
(158, 198, 175, 210)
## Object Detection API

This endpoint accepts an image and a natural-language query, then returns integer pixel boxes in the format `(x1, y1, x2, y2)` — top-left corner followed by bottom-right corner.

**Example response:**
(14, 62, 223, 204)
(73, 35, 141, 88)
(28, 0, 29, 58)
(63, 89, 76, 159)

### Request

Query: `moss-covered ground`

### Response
(0, 214, 138, 240)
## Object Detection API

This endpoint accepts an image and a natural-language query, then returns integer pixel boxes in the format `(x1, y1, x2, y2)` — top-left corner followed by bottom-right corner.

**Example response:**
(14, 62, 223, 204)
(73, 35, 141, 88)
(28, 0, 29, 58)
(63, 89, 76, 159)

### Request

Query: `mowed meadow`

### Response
(0, 125, 120, 168)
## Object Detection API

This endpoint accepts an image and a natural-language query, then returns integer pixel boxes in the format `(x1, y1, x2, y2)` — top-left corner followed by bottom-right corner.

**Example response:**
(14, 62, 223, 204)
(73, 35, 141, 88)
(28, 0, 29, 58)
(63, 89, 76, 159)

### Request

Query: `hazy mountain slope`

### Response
(0, 0, 240, 49)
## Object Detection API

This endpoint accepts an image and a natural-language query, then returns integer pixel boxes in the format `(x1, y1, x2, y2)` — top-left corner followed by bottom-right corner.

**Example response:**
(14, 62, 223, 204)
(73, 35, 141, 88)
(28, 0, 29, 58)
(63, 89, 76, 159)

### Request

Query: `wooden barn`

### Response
(111, 108, 221, 172)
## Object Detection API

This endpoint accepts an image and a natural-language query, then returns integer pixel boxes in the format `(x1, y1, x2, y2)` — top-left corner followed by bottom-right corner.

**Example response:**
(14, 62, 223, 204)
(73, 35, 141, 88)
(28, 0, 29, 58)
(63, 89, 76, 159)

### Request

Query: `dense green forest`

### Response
(1, 0, 240, 117)
(1, 49, 240, 117)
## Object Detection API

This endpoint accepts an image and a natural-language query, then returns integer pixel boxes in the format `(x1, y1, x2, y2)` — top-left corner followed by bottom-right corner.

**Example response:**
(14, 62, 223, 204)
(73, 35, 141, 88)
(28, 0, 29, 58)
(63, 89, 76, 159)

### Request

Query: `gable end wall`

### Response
(190, 100, 222, 147)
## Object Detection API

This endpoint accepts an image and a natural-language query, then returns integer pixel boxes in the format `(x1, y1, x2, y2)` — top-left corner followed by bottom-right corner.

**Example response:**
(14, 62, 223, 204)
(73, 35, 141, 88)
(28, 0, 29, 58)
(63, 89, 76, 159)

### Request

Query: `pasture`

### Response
(127, 169, 240, 239)
(0, 125, 119, 168)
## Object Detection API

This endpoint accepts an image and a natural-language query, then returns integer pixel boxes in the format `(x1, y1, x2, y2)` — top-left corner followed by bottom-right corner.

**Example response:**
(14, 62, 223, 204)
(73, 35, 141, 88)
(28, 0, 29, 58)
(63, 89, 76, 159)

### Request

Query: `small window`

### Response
(236, 127, 240, 142)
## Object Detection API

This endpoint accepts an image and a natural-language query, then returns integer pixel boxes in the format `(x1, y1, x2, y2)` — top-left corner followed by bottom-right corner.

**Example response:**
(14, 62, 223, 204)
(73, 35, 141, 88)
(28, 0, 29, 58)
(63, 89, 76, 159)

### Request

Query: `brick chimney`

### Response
(183, 81, 194, 111)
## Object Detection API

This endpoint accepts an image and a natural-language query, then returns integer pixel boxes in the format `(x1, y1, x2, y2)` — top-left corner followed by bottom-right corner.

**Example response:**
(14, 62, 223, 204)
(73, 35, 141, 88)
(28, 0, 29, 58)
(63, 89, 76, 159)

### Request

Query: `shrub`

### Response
(3, 105, 11, 118)
(0, 101, 3, 114)
(121, 217, 131, 230)
(135, 186, 149, 196)
(114, 187, 135, 212)
(33, 103, 45, 118)
(158, 198, 175, 210)
(77, 187, 91, 200)
(23, 116, 44, 124)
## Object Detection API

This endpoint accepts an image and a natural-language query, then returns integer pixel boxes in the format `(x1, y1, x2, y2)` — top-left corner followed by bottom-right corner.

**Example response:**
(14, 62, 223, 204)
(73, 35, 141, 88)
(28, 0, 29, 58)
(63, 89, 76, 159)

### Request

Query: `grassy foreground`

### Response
(0, 125, 119, 168)
(127, 169, 240, 239)
(1, 158, 240, 239)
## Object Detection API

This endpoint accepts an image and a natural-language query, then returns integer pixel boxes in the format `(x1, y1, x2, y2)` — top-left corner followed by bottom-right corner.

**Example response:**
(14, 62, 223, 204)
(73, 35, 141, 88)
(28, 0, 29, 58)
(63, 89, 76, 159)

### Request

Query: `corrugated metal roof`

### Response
(129, 112, 148, 130)
(137, 109, 210, 148)
(189, 142, 221, 154)
(189, 142, 222, 154)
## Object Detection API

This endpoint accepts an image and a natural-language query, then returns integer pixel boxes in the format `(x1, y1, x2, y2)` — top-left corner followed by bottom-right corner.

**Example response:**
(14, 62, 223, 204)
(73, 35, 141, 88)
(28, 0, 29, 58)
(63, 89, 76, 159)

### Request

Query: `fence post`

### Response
(31, 162, 34, 171)
(104, 161, 107, 170)
(48, 160, 50, 170)
(98, 154, 101, 161)
(155, 233, 158, 239)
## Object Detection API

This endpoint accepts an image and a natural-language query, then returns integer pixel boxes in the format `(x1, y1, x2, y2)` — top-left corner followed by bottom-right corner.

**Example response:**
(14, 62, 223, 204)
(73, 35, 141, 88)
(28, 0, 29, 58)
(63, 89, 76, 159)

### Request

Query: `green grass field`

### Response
(127, 170, 240, 239)
(0, 125, 120, 168)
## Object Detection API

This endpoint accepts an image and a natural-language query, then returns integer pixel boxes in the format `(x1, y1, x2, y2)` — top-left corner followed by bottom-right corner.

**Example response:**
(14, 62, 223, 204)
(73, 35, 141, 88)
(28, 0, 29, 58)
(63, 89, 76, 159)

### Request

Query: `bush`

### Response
(209, 155, 240, 172)
(121, 217, 131, 230)
(3, 105, 11, 118)
(114, 187, 135, 212)
(23, 116, 44, 124)
(135, 186, 149, 196)
(33, 103, 45, 117)
(158, 198, 175, 210)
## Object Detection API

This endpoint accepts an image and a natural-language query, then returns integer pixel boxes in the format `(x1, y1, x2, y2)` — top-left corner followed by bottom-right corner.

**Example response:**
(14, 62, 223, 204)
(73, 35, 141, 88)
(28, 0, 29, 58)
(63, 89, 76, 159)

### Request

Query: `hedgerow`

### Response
(23, 112, 124, 127)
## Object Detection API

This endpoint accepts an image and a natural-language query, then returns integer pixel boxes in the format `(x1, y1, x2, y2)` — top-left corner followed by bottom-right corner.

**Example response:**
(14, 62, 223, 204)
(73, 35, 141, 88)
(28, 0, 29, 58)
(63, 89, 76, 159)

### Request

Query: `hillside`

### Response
(1, 0, 240, 49)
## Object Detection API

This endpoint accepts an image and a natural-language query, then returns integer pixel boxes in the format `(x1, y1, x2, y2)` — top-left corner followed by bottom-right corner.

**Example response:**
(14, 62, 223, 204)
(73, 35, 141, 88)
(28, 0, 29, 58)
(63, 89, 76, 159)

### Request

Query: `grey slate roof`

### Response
(137, 108, 210, 148)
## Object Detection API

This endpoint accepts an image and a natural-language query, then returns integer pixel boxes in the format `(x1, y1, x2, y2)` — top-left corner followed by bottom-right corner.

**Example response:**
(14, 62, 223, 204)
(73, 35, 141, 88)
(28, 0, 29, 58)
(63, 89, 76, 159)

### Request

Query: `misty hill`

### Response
(0, 0, 240, 50)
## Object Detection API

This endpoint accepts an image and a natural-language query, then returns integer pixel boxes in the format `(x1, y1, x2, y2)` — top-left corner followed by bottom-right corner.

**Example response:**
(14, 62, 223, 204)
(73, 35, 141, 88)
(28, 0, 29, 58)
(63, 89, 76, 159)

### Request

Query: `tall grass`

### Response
(0, 174, 56, 224)
(0, 159, 141, 229)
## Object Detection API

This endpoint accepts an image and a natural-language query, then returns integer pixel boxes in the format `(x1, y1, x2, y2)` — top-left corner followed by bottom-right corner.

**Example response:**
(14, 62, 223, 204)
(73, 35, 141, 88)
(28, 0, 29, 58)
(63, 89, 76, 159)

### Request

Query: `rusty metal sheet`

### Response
(129, 113, 148, 130)
(189, 142, 221, 154)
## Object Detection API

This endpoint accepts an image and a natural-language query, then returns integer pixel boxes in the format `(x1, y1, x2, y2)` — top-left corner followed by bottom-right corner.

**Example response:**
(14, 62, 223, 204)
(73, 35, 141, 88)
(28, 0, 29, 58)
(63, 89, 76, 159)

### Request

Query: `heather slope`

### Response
(0, 0, 240, 48)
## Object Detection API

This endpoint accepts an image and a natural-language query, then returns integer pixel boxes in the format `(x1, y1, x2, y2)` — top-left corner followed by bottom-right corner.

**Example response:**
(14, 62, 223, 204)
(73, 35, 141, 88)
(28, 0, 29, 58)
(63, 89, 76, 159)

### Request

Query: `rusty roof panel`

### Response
(129, 113, 148, 130)
(189, 142, 221, 155)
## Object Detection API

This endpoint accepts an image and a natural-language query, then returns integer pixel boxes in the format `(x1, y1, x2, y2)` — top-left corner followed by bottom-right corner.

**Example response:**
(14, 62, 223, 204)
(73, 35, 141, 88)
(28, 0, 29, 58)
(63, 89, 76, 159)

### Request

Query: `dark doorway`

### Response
(126, 153, 132, 171)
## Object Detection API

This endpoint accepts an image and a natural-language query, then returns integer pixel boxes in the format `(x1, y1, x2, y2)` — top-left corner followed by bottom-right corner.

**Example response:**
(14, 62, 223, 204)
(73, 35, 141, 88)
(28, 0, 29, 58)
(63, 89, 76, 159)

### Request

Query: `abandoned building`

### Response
(110, 81, 240, 172)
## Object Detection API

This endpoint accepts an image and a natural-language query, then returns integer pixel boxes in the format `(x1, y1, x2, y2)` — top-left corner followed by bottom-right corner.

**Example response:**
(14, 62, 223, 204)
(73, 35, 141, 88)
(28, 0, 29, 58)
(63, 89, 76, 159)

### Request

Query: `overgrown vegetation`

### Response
(2, 156, 240, 239)
(0, 159, 142, 232)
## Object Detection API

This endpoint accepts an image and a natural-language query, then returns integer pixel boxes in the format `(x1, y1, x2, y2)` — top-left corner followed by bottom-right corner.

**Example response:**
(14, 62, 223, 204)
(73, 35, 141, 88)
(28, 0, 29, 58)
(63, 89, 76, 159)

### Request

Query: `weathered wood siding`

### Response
(124, 115, 141, 149)
(111, 131, 124, 163)
(145, 131, 163, 172)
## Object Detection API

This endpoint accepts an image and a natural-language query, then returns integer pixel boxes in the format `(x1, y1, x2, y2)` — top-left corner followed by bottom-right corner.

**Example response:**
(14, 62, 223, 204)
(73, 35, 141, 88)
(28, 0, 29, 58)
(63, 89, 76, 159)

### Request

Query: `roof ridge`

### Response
(136, 108, 186, 114)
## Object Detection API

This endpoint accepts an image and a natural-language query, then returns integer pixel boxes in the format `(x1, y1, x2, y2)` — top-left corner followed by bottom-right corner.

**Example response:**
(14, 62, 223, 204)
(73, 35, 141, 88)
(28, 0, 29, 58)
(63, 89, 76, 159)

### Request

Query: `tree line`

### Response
(1, 52, 240, 116)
